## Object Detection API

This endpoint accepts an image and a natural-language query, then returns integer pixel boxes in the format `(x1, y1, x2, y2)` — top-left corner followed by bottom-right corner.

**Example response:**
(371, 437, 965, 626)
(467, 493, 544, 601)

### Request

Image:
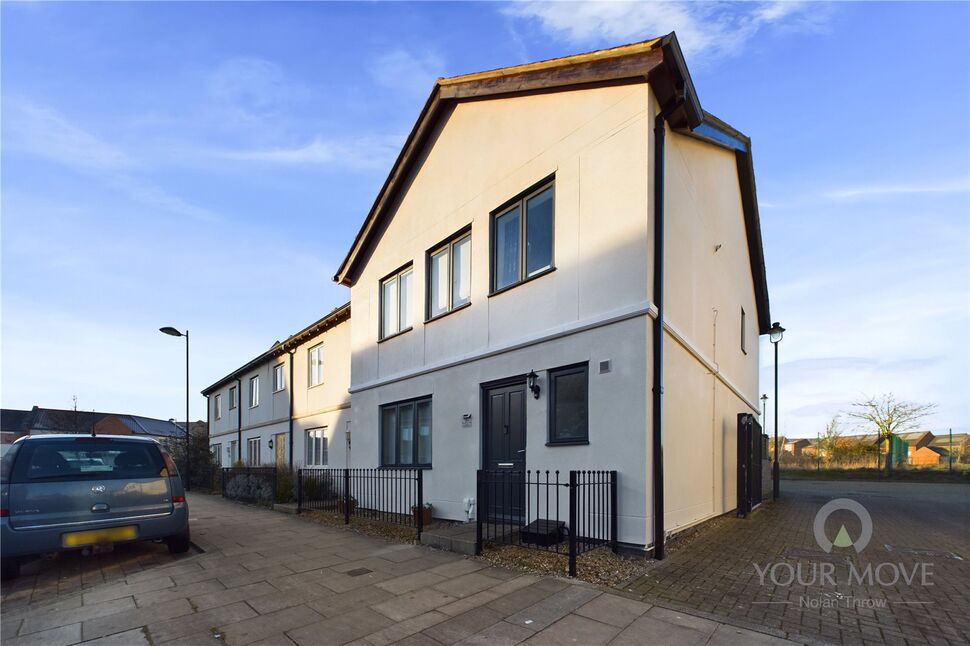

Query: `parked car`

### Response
(0, 434, 190, 580)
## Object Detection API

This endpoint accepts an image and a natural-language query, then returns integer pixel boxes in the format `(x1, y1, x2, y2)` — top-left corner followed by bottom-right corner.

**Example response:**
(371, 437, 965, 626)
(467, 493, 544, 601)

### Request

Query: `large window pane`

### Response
(452, 236, 471, 306)
(381, 407, 397, 465)
(526, 187, 553, 276)
(399, 270, 412, 330)
(382, 276, 399, 337)
(494, 206, 520, 290)
(397, 403, 414, 465)
(429, 248, 449, 318)
(416, 401, 432, 465)
(551, 365, 588, 443)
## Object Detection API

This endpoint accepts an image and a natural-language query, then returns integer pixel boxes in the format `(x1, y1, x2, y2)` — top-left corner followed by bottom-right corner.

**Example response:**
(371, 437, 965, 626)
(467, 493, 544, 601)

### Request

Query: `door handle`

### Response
(91, 503, 109, 513)
(497, 463, 514, 468)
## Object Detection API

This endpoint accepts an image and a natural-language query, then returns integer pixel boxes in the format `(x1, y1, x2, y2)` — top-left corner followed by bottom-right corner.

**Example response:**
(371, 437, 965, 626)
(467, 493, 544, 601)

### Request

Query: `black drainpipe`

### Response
(288, 350, 295, 471)
(236, 377, 243, 464)
(652, 93, 684, 561)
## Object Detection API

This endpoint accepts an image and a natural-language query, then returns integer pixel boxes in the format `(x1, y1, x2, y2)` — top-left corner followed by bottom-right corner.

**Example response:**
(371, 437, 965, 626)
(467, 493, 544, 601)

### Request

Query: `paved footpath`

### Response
(1, 494, 797, 646)
(621, 480, 970, 646)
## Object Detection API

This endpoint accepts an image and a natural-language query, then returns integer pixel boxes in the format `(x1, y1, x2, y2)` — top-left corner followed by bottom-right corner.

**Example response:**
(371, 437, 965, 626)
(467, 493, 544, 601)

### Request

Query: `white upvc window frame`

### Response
(229, 386, 237, 410)
(214, 394, 222, 420)
(308, 344, 325, 387)
(273, 363, 286, 392)
(249, 375, 260, 408)
(379, 265, 413, 340)
(305, 428, 328, 466)
(247, 437, 261, 466)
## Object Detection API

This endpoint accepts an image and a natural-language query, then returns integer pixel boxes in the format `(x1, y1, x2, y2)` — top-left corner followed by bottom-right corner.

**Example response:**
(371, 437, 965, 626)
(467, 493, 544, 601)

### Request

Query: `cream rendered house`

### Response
(333, 34, 771, 553)
(203, 305, 351, 472)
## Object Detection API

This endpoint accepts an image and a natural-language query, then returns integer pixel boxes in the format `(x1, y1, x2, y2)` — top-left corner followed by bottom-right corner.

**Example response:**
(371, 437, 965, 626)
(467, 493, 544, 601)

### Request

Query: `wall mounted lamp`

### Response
(527, 370, 540, 399)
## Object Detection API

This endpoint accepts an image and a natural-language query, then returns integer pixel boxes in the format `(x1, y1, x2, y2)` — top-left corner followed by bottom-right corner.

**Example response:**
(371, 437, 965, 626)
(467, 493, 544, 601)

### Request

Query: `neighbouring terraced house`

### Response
(205, 33, 772, 554)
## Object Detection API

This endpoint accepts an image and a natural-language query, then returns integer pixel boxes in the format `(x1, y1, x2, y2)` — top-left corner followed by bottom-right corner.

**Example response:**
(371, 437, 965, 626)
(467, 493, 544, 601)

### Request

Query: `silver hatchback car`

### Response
(1, 434, 190, 580)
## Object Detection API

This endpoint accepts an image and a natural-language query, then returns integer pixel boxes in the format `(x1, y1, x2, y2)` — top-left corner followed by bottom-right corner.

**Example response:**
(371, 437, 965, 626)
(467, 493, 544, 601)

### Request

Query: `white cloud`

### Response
(216, 134, 403, 171)
(4, 100, 134, 170)
(504, 1, 827, 60)
(823, 178, 970, 200)
(369, 48, 445, 96)
(3, 99, 221, 222)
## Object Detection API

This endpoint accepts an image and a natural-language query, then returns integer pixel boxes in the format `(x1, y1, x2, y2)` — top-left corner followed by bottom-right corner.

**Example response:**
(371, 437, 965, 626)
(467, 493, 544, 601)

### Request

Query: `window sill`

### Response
(545, 440, 590, 447)
(307, 382, 325, 390)
(378, 327, 413, 344)
(425, 301, 471, 324)
(273, 388, 285, 394)
(488, 266, 556, 298)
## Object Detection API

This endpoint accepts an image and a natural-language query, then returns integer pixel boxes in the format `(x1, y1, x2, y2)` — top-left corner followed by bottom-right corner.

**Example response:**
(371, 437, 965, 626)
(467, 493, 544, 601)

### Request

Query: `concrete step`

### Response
(421, 523, 478, 556)
(274, 502, 299, 514)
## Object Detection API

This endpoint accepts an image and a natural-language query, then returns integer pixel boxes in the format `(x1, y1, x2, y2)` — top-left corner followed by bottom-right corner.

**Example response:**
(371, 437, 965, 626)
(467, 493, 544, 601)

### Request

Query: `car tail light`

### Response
(0, 508, 8, 517)
(172, 496, 186, 504)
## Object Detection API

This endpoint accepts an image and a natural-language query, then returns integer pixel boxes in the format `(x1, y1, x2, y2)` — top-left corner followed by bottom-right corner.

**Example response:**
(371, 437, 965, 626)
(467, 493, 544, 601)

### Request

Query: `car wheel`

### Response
(166, 528, 191, 554)
(1, 557, 20, 581)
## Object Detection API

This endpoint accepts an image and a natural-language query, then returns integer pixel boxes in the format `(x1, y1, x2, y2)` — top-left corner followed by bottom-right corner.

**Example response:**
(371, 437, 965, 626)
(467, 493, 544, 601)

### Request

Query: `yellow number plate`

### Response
(62, 526, 137, 548)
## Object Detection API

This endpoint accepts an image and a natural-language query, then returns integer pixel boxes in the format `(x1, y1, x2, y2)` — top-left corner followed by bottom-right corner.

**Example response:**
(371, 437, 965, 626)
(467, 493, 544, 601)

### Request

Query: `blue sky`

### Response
(2, 2, 967, 439)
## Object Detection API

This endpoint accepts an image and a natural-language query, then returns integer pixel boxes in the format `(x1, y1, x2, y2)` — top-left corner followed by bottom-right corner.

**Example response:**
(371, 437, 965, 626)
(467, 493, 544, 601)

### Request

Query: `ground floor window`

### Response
(229, 440, 238, 464)
(380, 397, 432, 467)
(548, 362, 589, 444)
(305, 428, 327, 466)
(211, 443, 222, 467)
(247, 437, 261, 466)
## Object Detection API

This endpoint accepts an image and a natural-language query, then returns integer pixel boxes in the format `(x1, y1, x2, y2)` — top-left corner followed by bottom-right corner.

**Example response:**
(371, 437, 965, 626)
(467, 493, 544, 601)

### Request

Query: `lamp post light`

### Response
(768, 322, 785, 500)
(160, 326, 190, 491)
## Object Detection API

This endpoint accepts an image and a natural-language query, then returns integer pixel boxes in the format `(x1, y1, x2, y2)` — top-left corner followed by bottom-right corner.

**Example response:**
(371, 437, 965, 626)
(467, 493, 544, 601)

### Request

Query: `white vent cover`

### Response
(599, 360, 612, 374)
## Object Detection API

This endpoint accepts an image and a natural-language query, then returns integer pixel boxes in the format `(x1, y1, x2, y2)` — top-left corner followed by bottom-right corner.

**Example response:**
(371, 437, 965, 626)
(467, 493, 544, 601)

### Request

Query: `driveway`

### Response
(621, 479, 970, 645)
(1, 493, 796, 646)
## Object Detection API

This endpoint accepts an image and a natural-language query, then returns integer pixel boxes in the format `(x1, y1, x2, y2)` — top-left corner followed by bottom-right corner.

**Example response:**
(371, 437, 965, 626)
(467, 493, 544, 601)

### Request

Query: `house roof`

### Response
(1, 406, 185, 438)
(895, 431, 934, 446)
(929, 433, 967, 448)
(332, 32, 771, 334)
(201, 302, 350, 396)
(1, 408, 33, 434)
(110, 415, 184, 438)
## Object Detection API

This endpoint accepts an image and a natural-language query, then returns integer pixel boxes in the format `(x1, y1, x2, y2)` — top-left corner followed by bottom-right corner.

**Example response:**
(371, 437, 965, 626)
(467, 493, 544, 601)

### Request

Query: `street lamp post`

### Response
(768, 322, 785, 500)
(160, 326, 189, 491)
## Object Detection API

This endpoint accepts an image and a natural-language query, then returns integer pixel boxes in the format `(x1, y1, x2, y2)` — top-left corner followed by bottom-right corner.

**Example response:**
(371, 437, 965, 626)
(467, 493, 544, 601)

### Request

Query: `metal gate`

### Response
(736, 413, 763, 517)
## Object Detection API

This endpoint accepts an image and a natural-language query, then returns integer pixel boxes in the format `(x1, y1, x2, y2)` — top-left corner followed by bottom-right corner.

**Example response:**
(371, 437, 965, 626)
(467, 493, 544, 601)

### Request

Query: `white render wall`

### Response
(208, 317, 351, 469)
(350, 317, 648, 545)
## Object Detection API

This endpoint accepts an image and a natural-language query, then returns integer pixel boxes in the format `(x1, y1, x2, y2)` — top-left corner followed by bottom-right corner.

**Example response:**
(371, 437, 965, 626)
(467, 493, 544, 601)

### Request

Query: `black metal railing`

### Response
(476, 469, 617, 577)
(221, 467, 277, 506)
(297, 468, 425, 537)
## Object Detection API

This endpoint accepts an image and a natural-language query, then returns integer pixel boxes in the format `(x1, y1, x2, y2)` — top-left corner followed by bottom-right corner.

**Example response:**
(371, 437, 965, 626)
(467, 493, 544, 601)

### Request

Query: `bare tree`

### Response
(819, 416, 842, 464)
(847, 394, 936, 474)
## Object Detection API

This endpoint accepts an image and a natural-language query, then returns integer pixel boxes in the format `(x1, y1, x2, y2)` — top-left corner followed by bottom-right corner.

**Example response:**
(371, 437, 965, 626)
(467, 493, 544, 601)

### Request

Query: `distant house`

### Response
(0, 406, 193, 450)
(782, 438, 811, 457)
(909, 445, 948, 466)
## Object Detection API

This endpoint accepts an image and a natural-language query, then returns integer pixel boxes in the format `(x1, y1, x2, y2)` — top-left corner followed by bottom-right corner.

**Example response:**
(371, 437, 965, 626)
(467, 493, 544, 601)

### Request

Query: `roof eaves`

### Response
(200, 303, 350, 396)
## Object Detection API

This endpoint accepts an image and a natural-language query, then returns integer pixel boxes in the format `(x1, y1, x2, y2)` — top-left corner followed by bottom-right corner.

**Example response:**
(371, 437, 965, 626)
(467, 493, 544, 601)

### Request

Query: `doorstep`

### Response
(420, 523, 478, 555)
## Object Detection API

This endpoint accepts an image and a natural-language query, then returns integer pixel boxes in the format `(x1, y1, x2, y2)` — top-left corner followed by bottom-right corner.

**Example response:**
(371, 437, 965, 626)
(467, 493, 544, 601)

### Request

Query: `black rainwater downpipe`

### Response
(236, 377, 243, 464)
(288, 350, 295, 470)
(652, 94, 684, 561)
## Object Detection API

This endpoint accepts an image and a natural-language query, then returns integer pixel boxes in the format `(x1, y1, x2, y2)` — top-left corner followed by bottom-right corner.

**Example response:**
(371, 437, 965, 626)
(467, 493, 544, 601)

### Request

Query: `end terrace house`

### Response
(332, 34, 771, 553)
(203, 304, 351, 470)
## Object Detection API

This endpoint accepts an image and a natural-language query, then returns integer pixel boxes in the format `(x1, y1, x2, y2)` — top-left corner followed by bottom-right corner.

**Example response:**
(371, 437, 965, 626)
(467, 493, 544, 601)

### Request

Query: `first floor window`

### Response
(308, 344, 325, 387)
(273, 363, 286, 392)
(380, 266, 413, 339)
(740, 307, 747, 355)
(214, 394, 222, 419)
(229, 386, 237, 409)
(249, 375, 260, 407)
(305, 428, 328, 466)
(381, 397, 431, 466)
(211, 443, 222, 466)
(548, 363, 589, 444)
(247, 437, 261, 465)
(492, 180, 554, 292)
(428, 232, 471, 319)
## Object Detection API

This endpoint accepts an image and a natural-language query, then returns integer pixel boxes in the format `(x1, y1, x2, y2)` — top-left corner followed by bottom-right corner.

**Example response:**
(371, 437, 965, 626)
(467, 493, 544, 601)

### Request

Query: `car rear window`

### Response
(1, 443, 21, 484)
(10, 439, 165, 482)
